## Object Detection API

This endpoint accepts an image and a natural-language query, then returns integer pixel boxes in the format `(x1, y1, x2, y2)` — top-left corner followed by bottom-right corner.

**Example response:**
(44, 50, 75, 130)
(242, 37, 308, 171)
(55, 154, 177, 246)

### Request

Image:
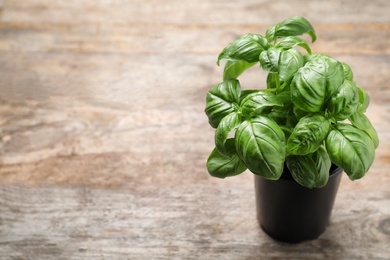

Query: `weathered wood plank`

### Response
(0, 184, 389, 259)
(0, 0, 389, 259)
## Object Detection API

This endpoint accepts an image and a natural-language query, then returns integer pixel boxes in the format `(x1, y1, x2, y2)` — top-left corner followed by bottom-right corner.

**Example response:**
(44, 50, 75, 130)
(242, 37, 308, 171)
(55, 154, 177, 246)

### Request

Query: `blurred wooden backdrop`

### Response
(0, 0, 389, 259)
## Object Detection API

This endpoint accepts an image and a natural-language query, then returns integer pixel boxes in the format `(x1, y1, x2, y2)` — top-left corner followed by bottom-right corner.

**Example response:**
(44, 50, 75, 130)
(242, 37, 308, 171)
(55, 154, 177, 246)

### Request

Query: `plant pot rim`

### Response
(276, 163, 342, 182)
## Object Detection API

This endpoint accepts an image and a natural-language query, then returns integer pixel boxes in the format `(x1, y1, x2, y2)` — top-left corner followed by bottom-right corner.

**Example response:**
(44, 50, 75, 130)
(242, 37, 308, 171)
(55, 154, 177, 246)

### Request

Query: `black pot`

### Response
(254, 165, 343, 243)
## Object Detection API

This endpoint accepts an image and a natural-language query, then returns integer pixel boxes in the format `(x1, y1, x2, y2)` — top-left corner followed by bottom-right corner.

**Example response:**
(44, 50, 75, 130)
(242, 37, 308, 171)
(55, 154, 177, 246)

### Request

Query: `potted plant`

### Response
(204, 16, 379, 243)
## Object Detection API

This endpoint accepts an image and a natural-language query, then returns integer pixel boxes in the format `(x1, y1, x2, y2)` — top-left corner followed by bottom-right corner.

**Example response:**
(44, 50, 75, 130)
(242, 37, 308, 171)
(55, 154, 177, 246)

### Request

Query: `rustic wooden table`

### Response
(0, 0, 389, 259)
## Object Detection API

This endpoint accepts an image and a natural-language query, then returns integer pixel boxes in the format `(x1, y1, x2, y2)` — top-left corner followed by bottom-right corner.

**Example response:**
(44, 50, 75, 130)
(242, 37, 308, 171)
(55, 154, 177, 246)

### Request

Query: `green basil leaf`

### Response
(205, 79, 241, 128)
(287, 115, 330, 155)
(357, 87, 370, 113)
(207, 139, 247, 178)
(259, 47, 281, 73)
(235, 116, 286, 180)
(326, 80, 360, 120)
(278, 48, 304, 82)
(286, 146, 331, 188)
(267, 16, 316, 43)
(223, 60, 257, 81)
(215, 112, 242, 155)
(349, 112, 379, 149)
(239, 90, 258, 102)
(291, 55, 344, 112)
(326, 123, 375, 180)
(217, 34, 269, 65)
(275, 36, 312, 54)
(240, 91, 284, 117)
(341, 62, 353, 81)
(265, 25, 276, 42)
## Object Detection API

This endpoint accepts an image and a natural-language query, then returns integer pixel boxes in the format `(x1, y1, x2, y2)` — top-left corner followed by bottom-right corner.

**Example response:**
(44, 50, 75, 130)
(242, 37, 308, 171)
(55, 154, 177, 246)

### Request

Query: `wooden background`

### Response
(0, 0, 389, 259)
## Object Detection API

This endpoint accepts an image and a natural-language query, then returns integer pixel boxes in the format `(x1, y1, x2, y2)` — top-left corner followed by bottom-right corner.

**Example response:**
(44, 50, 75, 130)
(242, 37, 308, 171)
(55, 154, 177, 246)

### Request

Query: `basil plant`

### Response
(205, 16, 379, 188)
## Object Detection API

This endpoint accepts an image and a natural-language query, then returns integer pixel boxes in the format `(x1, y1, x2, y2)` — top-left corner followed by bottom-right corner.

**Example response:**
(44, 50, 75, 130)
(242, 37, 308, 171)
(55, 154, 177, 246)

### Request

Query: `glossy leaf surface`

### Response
(223, 60, 257, 81)
(266, 16, 316, 43)
(341, 62, 353, 81)
(217, 34, 269, 65)
(291, 55, 344, 112)
(235, 116, 286, 180)
(349, 112, 379, 148)
(326, 80, 360, 120)
(278, 48, 304, 82)
(275, 36, 312, 54)
(205, 79, 241, 128)
(357, 87, 370, 113)
(240, 91, 283, 117)
(287, 115, 330, 155)
(259, 47, 281, 73)
(326, 123, 375, 180)
(207, 139, 247, 178)
(215, 112, 242, 155)
(286, 146, 331, 188)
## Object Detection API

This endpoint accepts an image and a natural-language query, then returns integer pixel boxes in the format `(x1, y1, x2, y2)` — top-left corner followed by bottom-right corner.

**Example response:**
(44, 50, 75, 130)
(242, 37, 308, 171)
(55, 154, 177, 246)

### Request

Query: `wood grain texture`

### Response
(0, 184, 389, 259)
(0, 0, 389, 259)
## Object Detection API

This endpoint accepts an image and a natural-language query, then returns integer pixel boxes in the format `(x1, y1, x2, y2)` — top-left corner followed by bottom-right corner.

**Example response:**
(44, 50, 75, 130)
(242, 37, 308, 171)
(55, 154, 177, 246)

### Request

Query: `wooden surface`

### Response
(0, 0, 389, 259)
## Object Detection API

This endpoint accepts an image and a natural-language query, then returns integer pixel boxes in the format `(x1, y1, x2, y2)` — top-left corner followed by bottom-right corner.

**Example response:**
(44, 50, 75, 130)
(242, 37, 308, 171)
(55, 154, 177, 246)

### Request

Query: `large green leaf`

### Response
(349, 112, 379, 149)
(291, 55, 345, 112)
(205, 79, 241, 128)
(266, 16, 316, 43)
(275, 36, 312, 54)
(215, 112, 242, 155)
(240, 90, 283, 117)
(259, 47, 281, 73)
(207, 139, 247, 178)
(223, 60, 257, 81)
(278, 48, 304, 83)
(326, 80, 360, 120)
(287, 115, 330, 155)
(217, 34, 269, 65)
(235, 116, 286, 180)
(326, 123, 375, 180)
(286, 146, 331, 188)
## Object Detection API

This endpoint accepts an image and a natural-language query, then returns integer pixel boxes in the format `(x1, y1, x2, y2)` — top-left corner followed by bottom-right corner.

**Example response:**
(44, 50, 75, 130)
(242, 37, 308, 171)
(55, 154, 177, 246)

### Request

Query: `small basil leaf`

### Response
(326, 80, 360, 120)
(265, 25, 276, 42)
(278, 48, 304, 82)
(275, 36, 312, 54)
(235, 116, 286, 180)
(240, 91, 284, 117)
(291, 55, 344, 112)
(286, 146, 331, 188)
(349, 112, 379, 149)
(341, 62, 353, 81)
(357, 87, 370, 113)
(207, 139, 247, 178)
(326, 123, 375, 180)
(205, 79, 241, 128)
(223, 60, 257, 81)
(267, 16, 316, 43)
(287, 115, 330, 155)
(217, 34, 268, 65)
(215, 112, 242, 155)
(259, 47, 281, 73)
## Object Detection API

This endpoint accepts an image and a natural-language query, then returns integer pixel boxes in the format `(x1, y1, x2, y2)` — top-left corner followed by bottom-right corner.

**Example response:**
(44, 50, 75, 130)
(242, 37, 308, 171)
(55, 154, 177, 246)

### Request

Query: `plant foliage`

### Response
(205, 16, 378, 188)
